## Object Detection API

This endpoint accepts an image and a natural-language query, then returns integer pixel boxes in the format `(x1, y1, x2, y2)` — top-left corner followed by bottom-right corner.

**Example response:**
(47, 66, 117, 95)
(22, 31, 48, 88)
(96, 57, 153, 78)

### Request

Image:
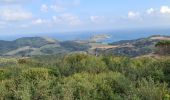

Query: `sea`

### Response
(1, 28, 170, 43)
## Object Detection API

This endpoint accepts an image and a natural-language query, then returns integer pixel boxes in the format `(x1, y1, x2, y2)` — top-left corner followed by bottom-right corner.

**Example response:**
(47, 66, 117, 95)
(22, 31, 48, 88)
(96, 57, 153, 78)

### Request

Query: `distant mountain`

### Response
(0, 35, 169, 57)
(0, 37, 90, 56)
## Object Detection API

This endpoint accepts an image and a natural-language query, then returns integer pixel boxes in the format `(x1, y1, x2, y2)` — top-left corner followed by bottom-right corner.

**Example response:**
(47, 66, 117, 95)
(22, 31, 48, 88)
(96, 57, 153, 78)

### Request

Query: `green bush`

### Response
(0, 54, 170, 100)
(63, 72, 133, 100)
(135, 78, 169, 100)
(130, 57, 164, 81)
(21, 68, 50, 81)
(102, 56, 130, 73)
(58, 54, 108, 76)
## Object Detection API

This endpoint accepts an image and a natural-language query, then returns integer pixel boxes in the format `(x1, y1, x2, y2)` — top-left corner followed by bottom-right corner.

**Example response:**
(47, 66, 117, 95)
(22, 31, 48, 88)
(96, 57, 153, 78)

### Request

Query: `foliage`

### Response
(58, 54, 108, 76)
(0, 53, 170, 100)
(155, 40, 170, 47)
(60, 41, 90, 51)
(155, 40, 170, 55)
(135, 78, 169, 100)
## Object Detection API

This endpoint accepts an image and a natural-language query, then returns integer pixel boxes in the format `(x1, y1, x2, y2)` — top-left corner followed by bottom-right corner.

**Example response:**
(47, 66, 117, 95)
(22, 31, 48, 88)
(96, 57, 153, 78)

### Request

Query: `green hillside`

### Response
(0, 35, 169, 57)
(0, 37, 90, 56)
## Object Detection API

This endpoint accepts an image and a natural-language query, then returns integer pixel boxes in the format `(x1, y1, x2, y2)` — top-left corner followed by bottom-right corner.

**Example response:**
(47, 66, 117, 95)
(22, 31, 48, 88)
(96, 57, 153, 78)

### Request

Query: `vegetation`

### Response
(155, 40, 170, 46)
(1, 35, 170, 57)
(0, 37, 91, 56)
(107, 36, 160, 57)
(0, 53, 170, 100)
(155, 40, 170, 55)
(60, 41, 90, 51)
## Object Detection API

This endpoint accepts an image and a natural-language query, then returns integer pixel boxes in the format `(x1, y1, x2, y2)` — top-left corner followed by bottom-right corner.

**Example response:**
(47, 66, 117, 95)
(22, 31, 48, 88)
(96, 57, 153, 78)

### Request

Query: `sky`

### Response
(0, 0, 170, 35)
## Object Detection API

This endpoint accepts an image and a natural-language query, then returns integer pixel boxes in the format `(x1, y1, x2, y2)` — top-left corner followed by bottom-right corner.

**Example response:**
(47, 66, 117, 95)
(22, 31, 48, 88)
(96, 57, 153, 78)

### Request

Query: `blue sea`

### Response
(1, 28, 170, 43)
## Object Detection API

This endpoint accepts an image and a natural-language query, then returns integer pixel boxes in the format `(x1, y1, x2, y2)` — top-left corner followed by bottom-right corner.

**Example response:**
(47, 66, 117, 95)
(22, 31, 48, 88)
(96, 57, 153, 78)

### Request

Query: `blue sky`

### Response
(0, 0, 170, 35)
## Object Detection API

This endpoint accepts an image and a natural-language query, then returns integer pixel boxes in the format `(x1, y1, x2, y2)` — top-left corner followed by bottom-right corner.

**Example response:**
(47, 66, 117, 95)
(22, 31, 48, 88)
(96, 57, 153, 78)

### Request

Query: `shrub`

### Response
(21, 68, 50, 81)
(135, 78, 169, 100)
(63, 72, 133, 100)
(18, 58, 28, 64)
(130, 57, 164, 81)
(58, 54, 108, 76)
(102, 56, 130, 73)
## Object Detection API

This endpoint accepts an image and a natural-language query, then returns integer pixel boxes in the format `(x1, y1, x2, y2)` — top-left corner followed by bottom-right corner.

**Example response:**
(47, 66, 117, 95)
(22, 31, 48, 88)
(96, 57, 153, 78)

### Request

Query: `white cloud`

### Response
(53, 13, 82, 26)
(32, 18, 48, 24)
(41, 4, 48, 12)
(32, 19, 43, 24)
(160, 6, 170, 14)
(0, 0, 19, 3)
(128, 11, 140, 19)
(40, 3, 66, 13)
(0, 0, 30, 4)
(52, 16, 62, 22)
(147, 8, 155, 14)
(0, 8, 32, 21)
(41, 0, 80, 13)
(32, 13, 82, 26)
(62, 14, 81, 25)
(50, 5, 66, 12)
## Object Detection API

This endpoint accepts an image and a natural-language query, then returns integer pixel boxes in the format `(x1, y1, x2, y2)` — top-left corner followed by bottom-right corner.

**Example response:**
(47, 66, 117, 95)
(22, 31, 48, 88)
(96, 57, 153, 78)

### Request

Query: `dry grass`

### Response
(150, 36, 170, 40)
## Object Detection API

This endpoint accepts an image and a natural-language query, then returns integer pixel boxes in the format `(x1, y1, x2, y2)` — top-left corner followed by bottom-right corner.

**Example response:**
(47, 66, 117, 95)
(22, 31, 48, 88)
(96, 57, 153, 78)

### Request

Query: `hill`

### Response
(0, 35, 169, 57)
(0, 37, 90, 56)
(91, 35, 170, 57)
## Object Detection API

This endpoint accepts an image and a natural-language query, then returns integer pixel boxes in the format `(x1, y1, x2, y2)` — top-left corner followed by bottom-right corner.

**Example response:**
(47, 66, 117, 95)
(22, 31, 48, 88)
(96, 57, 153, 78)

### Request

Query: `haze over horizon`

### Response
(0, 0, 170, 36)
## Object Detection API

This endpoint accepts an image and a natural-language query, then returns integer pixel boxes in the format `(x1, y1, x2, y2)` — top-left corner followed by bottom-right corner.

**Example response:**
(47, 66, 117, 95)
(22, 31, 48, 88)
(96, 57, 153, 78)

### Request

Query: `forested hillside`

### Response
(0, 35, 169, 57)
(0, 53, 170, 100)
(0, 37, 90, 56)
